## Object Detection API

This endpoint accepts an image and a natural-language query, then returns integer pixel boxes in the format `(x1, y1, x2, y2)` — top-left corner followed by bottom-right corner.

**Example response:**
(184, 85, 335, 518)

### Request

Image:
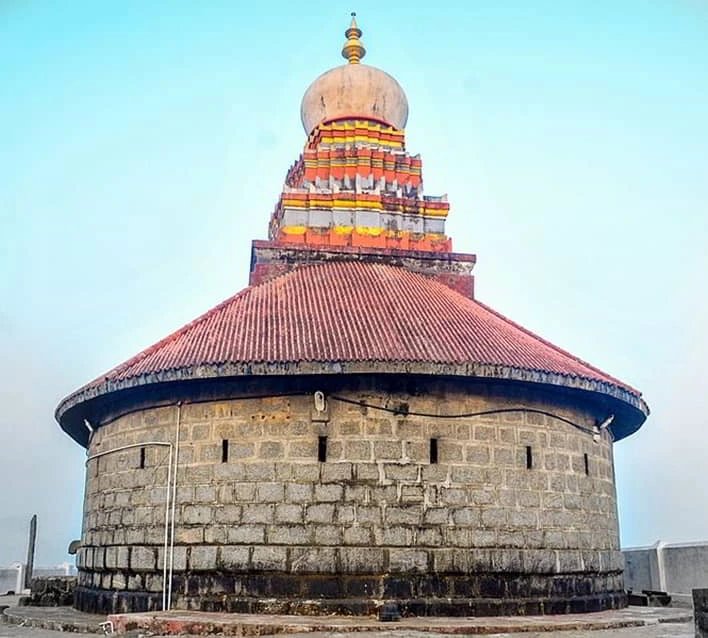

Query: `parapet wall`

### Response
(0, 564, 75, 596)
(0, 565, 23, 595)
(74, 377, 624, 615)
(624, 541, 708, 595)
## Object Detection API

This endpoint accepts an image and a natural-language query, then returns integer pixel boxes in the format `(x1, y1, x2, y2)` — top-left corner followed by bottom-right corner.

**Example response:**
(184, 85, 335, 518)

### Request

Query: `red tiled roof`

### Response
(85, 261, 638, 396)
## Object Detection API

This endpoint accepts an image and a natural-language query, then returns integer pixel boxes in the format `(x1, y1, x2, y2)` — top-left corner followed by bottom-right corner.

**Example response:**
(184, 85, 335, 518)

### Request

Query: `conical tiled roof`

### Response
(56, 261, 646, 437)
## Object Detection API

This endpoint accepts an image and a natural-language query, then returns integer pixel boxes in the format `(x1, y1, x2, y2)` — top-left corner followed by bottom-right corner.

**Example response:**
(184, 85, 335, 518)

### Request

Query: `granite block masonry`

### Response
(70, 378, 633, 615)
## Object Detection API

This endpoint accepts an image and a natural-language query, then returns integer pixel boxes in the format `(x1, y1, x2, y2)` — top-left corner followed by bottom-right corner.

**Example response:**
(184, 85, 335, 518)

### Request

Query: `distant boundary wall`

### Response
(623, 541, 708, 595)
(0, 564, 76, 595)
(0, 564, 24, 595)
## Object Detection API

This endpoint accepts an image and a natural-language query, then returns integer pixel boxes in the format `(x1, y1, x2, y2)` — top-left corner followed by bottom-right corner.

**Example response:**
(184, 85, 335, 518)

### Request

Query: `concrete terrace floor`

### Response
(0, 596, 694, 637)
(201, 628, 695, 638)
(0, 620, 696, 638)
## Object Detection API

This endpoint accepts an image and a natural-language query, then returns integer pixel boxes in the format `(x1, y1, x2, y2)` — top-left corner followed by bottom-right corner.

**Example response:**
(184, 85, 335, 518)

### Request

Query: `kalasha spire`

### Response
(264, 13, 451, 258)
(341, 12, 366, 64)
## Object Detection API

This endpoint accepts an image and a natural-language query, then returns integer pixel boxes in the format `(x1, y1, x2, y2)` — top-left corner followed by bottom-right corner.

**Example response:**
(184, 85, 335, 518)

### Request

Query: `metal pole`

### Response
(85, 441, 172, 608)
(161, 445, 173, 611)
(85, 441, 172, 464)
(167, 402, 182, 610)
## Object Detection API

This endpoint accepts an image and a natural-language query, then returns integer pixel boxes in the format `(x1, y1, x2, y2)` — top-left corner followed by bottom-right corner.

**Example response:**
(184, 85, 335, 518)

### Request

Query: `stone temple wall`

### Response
(74, 379, 624, 615)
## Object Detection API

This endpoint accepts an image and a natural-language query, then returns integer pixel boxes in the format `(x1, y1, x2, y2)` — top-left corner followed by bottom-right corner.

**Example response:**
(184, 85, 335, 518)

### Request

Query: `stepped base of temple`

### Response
(73, 572, 626, 616)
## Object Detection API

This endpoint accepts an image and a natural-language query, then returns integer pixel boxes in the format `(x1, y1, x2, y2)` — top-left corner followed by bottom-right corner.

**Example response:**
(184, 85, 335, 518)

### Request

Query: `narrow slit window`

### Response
(222, 439, 229, 463)
(139, 447, 146, 469)
(584, 453, 589, 475)
(429, 438, 439, 464)
(318, 436, 328, 463)
(526, 446, 533, 469)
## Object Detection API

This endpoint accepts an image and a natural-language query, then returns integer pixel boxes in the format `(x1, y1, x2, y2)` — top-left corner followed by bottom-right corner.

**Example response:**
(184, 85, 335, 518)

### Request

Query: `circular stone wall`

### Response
(74, 377, 625, 615)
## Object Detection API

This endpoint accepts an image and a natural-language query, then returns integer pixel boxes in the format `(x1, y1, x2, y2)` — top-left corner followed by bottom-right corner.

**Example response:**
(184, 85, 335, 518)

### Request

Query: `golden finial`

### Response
(341, 12, 366, 64)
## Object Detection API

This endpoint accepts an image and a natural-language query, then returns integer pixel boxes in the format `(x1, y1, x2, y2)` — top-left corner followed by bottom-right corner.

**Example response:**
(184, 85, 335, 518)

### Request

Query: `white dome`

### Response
(300, 63, 409, 135)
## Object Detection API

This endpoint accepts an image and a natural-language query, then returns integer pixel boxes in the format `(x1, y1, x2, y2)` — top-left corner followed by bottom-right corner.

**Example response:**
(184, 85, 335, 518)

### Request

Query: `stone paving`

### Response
(0, 593, 695, 637)
(0, 619, 696, 638)
(4, 606, 104, 633)
(254, 627, 694, 638)
(103, 606, 691, 636)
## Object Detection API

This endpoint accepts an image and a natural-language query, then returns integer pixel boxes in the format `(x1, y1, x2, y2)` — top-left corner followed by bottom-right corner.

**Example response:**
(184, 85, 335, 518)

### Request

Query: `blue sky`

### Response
(1, 1, 707, 564)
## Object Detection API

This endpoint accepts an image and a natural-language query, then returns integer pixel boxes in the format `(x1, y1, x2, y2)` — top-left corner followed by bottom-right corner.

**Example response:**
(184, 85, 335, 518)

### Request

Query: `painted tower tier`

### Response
(57, 16, 648, 616)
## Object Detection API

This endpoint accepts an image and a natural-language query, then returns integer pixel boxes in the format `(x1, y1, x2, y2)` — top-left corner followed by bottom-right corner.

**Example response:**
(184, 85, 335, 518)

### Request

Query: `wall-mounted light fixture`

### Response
(314, 391, 327, 413)
(593, 414, 615, 443)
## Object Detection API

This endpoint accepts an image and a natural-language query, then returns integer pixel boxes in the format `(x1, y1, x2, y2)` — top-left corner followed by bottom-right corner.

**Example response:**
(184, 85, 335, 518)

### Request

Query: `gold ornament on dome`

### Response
(341, 12, 366, 64)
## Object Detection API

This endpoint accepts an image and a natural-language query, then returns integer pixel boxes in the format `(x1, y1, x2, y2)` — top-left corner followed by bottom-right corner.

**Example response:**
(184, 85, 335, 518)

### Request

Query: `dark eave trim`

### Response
(56, 360, 648, 441)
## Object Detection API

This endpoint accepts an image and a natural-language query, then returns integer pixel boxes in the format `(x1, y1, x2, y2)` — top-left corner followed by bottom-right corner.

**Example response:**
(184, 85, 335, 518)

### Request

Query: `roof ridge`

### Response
(471, 297, 640, 395)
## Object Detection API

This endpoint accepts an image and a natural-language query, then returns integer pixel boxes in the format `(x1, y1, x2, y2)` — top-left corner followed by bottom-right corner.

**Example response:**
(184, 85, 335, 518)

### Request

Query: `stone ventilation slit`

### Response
(318, 436, 328, 462)
(584, 452, 589, 475)
(429, 438, 438, 464)
(139, 447, 145, 469)
(526, 445, 533, 469)
(222, 439, 229, 463)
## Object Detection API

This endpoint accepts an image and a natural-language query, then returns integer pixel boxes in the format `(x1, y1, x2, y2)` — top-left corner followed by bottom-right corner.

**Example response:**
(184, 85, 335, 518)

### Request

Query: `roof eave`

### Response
(56, 361, 648, 447)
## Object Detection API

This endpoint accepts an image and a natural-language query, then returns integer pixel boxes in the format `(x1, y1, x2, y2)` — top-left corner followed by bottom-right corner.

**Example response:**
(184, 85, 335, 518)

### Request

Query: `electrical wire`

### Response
(328, 394, 596, 436)
(89, 391, 599, 440)
(96, 391, 308, 429)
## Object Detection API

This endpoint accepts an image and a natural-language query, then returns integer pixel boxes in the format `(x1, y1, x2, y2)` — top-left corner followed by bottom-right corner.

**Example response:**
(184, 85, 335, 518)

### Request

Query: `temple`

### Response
(57, 16, 648, 617)
(251, 14, 471, 295)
